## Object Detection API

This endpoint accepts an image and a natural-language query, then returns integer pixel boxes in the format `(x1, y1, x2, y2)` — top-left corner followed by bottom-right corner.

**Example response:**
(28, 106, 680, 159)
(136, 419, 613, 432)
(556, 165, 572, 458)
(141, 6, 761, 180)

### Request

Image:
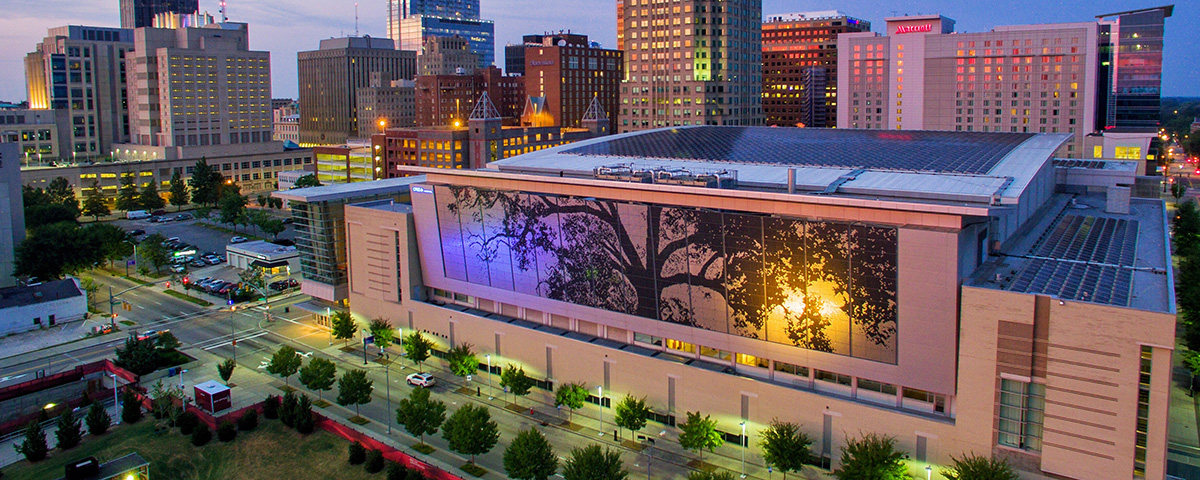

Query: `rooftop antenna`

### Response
(219, 0, 228, 22)
(355, 3, 360, 36)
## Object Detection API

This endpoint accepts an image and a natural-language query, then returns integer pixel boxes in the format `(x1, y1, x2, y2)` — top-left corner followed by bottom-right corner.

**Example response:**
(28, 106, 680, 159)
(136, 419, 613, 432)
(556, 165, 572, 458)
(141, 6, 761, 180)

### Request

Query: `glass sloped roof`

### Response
(560, 126, 1035, 175)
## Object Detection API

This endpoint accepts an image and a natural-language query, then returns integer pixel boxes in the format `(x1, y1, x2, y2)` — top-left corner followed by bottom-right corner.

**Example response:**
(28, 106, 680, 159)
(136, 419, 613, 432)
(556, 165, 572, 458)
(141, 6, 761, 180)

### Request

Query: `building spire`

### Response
(582, 95, 607, 121)
(470, 91, 501, 120)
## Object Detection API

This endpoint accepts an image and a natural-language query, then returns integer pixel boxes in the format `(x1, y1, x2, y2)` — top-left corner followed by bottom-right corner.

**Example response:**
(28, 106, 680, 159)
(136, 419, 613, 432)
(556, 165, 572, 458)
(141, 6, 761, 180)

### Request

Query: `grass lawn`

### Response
(1, 419, 380, 480)
(164, 289, 214, 306)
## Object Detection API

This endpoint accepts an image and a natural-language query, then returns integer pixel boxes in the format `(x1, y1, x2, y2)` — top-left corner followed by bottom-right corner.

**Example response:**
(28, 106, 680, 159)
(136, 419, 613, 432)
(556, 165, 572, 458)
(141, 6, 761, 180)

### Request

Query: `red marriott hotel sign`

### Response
(895, 24, 932, 34)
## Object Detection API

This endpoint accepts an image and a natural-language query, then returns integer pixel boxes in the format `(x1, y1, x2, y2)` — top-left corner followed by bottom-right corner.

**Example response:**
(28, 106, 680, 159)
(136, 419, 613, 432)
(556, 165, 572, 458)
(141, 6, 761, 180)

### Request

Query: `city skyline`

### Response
(0, 0, 1194, 102)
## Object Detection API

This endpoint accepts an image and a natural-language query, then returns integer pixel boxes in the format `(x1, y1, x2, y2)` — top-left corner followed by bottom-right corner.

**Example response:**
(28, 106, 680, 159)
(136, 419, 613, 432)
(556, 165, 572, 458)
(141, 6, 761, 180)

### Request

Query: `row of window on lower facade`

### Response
(430, 287, 950, 417)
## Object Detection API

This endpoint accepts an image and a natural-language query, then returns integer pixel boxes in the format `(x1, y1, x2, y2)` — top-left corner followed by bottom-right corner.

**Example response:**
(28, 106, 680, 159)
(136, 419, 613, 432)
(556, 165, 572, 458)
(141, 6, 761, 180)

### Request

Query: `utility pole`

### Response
(228, 292, 237, 362)
(108, 285, 115, 330)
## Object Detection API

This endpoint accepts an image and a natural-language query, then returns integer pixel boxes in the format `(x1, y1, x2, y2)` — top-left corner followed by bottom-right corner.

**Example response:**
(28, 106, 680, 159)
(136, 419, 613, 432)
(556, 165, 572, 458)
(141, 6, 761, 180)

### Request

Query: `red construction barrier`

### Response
(312, 411, 464, 480)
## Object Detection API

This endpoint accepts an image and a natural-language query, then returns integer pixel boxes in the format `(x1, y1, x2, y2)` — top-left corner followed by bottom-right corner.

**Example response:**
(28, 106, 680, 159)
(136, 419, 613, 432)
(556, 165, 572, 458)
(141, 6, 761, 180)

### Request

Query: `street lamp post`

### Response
(124, 240, 138, 277)
(925, 466, 932, 480)
(111, 374, 120, 425)
(385, 363, 392, 434)
(228, 293, 237, 363)
(326, 307, 332, 345)
(180, 369, 188, 389)
(485, 354, 493, 400)
(740, 421, 747, 478)
(598, 385, 604, 437)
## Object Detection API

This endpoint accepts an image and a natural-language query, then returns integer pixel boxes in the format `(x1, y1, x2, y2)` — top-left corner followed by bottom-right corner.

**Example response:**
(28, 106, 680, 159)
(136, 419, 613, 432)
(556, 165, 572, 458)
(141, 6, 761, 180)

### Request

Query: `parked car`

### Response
(136, 329, 168, 341)
(175, 213, 193, 221)
(406, 373, 435, 388)
(162, 237, 181, 247)
(128, 229, 145, 237)
(125, 210, 150, 220)
(152, 210, 167, 216)
(190, 259, 207, 268)
(229, 236, 247, 244)
(269, 278, 300, 291)
(203, 254, 223, 265)
(148, 216, 161, 223)
(169, 264, 186, 273)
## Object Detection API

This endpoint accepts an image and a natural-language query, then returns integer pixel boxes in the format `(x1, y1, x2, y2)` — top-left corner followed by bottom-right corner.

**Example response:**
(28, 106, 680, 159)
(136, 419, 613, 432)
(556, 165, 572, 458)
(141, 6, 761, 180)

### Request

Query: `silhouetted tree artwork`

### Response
(436, 185, 899, 363)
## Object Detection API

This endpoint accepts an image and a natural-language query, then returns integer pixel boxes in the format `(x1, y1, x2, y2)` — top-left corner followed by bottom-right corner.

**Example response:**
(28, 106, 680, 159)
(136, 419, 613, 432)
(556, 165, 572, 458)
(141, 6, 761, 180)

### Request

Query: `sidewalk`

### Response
(235, 329, 836, 480)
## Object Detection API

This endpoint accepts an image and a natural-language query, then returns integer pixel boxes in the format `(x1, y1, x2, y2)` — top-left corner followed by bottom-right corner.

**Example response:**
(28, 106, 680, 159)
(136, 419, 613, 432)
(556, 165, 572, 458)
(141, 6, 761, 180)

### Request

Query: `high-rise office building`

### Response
(762, 11, 870, 128)
(357, 77, 417, 137)
(1097, 6, 1172, 131)
(387, 0, 494, 68)
(119, 0, 199, 29)
(24, 26, 133, 158)
(617, 0, 763, 132)
(523, 33, 623, 132)
(417, 35, 479, 76)
(297, 37, 417, 146)
(0, 143, 25, 288)
(124, 23, 272, 149)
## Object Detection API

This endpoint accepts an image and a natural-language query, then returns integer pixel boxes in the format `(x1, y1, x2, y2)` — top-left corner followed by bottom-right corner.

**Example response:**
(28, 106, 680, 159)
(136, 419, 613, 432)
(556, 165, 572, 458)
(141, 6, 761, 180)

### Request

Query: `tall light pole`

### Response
(326, 307, 332, 345)
(124, 240, 138, 277)
(925, 466, 932, 480)
(384, 363, 392, 434)
(228, 293, 237, 362)
(180, 368, 188, 389)
(111, 374, 120, 425)
(597, 385, 604, 437)
(740, 421, 747, 478)
(485, 354, 493, 399)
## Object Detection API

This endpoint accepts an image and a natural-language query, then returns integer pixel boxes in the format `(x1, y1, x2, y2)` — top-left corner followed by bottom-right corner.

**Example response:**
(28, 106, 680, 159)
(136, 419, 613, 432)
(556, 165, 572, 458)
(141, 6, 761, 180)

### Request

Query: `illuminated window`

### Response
(998, 379, 1044, 451)
(1114, 146, 1142, 160)
(1093, 145, 1103, 158)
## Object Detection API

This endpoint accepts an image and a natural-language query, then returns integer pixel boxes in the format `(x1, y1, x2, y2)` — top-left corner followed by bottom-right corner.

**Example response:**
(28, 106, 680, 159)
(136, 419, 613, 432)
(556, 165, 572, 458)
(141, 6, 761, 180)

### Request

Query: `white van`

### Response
(126, 210, 151, 220)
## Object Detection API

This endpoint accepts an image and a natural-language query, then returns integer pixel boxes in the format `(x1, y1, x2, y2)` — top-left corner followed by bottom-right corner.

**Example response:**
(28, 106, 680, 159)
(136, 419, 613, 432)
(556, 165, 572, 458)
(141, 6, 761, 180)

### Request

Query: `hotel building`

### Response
(335, 126, 1173, 479)
(836, 7, 1172, 162)
(523, 33, 623, 133)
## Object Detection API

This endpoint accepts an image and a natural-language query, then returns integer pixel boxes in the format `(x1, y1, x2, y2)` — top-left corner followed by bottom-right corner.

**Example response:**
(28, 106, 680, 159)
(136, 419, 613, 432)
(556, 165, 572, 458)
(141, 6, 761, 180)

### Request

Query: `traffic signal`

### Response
(182, 277, 190, 285)
(123, 301, 132, 311)
(165, 281, 171, 289)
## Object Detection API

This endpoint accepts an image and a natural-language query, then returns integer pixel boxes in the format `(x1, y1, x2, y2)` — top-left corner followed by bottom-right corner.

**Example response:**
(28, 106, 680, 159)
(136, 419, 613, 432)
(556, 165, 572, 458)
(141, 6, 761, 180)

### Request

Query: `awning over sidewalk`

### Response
(250, 259, 291, 269)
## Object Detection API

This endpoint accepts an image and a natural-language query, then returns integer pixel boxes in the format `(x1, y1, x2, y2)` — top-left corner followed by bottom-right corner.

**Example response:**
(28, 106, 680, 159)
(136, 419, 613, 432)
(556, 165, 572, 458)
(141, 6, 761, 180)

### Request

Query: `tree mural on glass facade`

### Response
(436, 185, 898, 363)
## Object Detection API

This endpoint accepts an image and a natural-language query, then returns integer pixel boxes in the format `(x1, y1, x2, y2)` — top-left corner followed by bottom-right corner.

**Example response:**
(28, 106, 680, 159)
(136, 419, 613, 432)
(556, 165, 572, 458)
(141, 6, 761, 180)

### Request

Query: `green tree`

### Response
(85, 223, 132, 268)
(404, 331, 433, 372)
(555, 382, 589, 424)
(55, 407, 82, 450)
(218, 358, 237, 385)
(25, 203, 79, 229)
(299, 357, 337, 401)
(1174, 200, 1200, 255)
(14, 420, 48, 462)
(248, 209, 272, 237)
(940, 453, 1018, 480)
(678, 411, 724, 464)
(612, 395, 649, 441)
(331, 311, 357, 346)
(1173, 182, 1188, 202)
(15, 223, 101, 280)
(336, 369, 374, 418)
(834, 433, 909, 480)
(139, 180, 166, 210)
(85, 401, 111, 435)
(500, 364, 535, 405)
(169, 170, 190, 210)
(368, 317, 396, 350)
(46, 176, 79, 215)
(447, 343, 480, 379)
(759, 419, 814, 479)
(441, 404, 499, 464)
(395, 386, 446, 447)
(260, 217, 286, 239)
(267, 345, 303, 388)
(121, 389, 142, 423)
(81, 180, 110, 220)
(114, 337, 158, 376)
(115, 172, 140, 211)
(140, 233, 170, 274)
(294, 173, 322, 188)
(218, 189, 248, 230)
(193, 205, 212, 221)
(561, 444, 627, 480)
(189, 158, 221, 206)
(503, 427, 558, 480)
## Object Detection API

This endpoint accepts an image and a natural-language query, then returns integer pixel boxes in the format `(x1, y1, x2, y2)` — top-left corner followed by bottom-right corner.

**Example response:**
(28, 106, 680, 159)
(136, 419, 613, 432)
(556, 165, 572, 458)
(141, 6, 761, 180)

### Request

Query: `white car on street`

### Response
(406, 373, 435, 388)
(229, 236, 247, 244)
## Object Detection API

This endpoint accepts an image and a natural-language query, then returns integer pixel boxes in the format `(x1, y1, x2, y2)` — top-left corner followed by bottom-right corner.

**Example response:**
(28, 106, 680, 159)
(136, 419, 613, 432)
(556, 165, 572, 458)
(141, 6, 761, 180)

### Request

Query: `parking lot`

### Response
(109, 209, 300, 298)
